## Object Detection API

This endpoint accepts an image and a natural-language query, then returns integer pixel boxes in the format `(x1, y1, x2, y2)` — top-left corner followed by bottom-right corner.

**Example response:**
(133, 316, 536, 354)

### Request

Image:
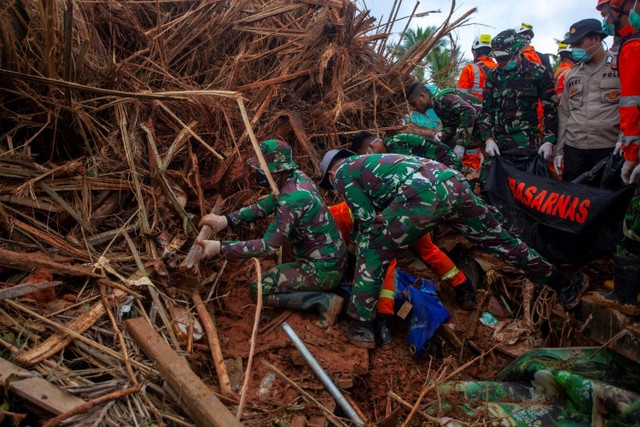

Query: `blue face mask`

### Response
(572, 48, 592, 63)
(503, 58, 518, 71)
(602, 17, 615, 36)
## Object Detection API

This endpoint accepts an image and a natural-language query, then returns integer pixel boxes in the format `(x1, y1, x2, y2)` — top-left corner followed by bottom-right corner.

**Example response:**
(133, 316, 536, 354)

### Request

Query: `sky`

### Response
(361, 0, 606, 60)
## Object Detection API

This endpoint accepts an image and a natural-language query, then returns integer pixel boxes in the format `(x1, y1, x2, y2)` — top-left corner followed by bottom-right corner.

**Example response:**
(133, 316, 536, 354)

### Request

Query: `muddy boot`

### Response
(265, 292, 345, 328)
(341, 319, 375, 349)
(598, 256, 640, 309)
(453, 279, 476, 311)
(547, 268, 588, 310)
(374, 314, 393, 347)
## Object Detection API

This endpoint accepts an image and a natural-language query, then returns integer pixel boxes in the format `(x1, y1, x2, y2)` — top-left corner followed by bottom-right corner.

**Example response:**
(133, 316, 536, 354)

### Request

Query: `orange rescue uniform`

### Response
(328, 202, 467, 315)
(457, 56, 498, 99)
(619, 32, 640, 162)
(554, 60, 574, 102)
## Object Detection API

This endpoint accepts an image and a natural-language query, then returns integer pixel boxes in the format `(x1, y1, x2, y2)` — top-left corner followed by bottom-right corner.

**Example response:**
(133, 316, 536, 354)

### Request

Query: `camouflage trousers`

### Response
(616, 183, 640, 259)
(251, 258, 344, 296)
(349, 172, 555, 322)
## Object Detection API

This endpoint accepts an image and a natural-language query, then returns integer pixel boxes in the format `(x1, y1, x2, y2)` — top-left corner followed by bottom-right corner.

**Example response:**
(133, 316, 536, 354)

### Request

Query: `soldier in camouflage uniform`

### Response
(405, 84, 483, 158)
(319, 150, 587, 348)
(479, 29, 558, 160)
(197, 140, 347, 327)
(350, 131, 463, 171)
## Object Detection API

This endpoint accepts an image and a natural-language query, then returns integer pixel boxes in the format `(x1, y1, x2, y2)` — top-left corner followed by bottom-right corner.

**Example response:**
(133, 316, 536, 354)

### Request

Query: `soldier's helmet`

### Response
(491, 29, 525, 58)
(247, 139, 298, 173)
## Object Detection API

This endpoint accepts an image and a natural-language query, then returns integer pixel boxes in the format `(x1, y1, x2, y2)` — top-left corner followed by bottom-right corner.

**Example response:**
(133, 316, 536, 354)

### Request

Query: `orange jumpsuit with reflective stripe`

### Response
(328, 202, 467, 315)
(619, 33, 640, 161)
(457, 56, 497, 99)
(554, 60, 574, 102)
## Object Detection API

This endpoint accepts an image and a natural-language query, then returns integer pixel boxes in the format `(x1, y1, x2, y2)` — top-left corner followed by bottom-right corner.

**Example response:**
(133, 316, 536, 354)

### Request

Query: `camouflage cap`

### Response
(247, 139, 298, 173)
(491, 29, 524, 58)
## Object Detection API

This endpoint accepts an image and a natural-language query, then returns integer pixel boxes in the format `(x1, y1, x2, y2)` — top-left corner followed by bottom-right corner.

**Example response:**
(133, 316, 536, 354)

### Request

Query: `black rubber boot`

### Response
(341, 319, 375, 349)
(453, 279, 476, 311)
(265, 292, 345, 328)
(374, 314, 393, 347)
(601, 256, 640, 305)
(547, 268, 588, 310)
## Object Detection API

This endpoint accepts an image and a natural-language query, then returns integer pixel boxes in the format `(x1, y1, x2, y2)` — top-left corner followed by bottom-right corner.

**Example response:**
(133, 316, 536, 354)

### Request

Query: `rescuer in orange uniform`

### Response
(457, 34, 498, 99)
(597, 0, 640, 303)
(328, 201, 474, 346)
(554, 43, 575, 101)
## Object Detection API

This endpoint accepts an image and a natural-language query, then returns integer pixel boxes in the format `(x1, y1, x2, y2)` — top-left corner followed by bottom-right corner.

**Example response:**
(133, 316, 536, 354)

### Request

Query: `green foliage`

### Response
(388, 26, 464, 87)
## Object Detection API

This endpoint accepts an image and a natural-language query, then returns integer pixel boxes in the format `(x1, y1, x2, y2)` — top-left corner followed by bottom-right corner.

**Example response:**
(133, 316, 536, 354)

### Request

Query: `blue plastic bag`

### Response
(394, 269, 450, 358)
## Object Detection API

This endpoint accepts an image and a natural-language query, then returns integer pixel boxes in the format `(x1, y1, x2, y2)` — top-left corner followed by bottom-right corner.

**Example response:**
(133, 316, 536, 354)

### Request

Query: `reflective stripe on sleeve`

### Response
(440, 266, 460, 281)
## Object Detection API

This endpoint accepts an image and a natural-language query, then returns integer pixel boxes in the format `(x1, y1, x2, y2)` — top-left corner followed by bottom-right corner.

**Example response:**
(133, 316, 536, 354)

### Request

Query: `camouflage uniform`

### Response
(334, 153, 556, 322)
(383, 133, 462, 170)
(479, 56, 558, 151)
(432, 88, 482, 148)
(222, 140, 346, 295)
(617, 184, 640, 259)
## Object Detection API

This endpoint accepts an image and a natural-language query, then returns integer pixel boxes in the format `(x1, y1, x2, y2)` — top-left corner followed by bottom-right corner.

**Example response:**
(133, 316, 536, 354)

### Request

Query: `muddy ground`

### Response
(177, 241, 605, 426)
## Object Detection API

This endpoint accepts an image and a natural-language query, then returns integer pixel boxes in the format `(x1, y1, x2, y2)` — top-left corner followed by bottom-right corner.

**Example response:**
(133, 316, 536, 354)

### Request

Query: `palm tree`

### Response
(388, 26, 463, 88)
(425, 44, 464, 88)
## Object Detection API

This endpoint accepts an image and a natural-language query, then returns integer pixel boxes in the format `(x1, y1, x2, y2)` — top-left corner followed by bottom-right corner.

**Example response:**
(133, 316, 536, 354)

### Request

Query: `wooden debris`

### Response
(0, 357, 85, 415)
(0, 0, 481, 423)
(0, 281, 62, 301)
(193, 293, 233, 396)
(126, 317, 241, 427)
(237, 257, 263, 420)
(0, 248, 101, 279)
(41, 386, 141, 427)
(180, 196, 224, 274)
(13, 288, 126, 367)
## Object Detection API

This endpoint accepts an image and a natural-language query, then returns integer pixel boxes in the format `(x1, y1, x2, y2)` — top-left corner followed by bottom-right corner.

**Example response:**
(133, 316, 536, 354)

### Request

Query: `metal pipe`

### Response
(281, 322, 365, 426)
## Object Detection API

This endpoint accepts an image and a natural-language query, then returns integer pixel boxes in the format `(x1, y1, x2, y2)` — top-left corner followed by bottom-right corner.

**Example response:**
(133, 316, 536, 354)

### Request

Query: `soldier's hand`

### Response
(195, 239, 221, 259)
(199, 214, 228, 233)
(453, 145, 465, 159)
(621, 160, 640, 184)
(538, 142, 554, 161)
(630, 164, 640, 184)
(485, 139, 500, 157)
(553, 155, 563, 176)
